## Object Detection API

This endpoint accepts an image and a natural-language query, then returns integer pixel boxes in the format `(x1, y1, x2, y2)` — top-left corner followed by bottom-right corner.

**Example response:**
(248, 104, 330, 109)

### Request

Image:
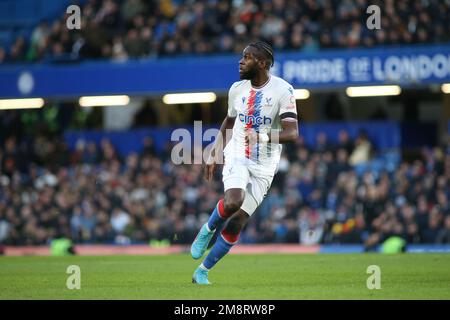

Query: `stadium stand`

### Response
(1, 114, 449, 248)
(0, 0, 449, 63)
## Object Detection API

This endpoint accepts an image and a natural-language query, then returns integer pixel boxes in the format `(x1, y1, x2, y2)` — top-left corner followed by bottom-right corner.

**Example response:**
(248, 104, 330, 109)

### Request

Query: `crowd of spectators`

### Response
(1, 0, 450, 64)
(1, 115, 450, 249)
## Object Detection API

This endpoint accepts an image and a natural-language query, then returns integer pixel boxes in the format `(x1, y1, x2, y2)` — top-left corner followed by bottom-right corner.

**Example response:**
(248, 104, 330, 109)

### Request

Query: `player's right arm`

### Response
(204, 115, 235, 180)
(204, 83, 238, 181)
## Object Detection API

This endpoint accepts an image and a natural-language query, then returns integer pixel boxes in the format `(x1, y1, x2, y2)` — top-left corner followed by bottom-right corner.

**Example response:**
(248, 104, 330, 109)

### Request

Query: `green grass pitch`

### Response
(1, 253, 450, 299)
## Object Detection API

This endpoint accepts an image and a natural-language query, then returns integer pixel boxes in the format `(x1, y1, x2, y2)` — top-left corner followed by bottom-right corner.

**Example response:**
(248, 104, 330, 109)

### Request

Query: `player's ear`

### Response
(261, 58, 270, 70)
(257, 59, 266, 70)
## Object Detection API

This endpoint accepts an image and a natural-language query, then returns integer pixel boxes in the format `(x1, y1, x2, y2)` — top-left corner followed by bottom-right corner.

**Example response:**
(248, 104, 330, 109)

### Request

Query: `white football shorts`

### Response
(222, 158, 276, 216)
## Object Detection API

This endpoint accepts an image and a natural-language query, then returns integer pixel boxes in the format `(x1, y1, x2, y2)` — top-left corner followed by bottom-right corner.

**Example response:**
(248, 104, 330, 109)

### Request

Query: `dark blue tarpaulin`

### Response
(64, 122, 428, 155)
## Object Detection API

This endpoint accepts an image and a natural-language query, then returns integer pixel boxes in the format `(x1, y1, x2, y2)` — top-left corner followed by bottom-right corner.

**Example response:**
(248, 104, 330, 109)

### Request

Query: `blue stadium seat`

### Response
(0, 0, 87, 47)
(353, 150, 401, 178)
(0, 30, 14, 48)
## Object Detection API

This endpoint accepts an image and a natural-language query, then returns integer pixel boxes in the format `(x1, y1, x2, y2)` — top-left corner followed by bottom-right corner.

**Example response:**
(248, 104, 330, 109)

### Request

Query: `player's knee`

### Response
(223, 198, 242, 215)
(223, 192, 244, 215)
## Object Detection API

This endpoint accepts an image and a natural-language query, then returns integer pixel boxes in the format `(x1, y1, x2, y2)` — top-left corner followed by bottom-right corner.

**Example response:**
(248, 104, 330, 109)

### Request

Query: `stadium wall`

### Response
(3, 244, 450, 256)
(1, 44, 450, 98)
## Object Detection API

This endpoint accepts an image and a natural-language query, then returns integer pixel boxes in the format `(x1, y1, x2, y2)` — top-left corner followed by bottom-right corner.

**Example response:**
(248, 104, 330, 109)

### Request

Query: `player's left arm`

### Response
(267, 85, 299, 143)
(270, 117, 299, 143)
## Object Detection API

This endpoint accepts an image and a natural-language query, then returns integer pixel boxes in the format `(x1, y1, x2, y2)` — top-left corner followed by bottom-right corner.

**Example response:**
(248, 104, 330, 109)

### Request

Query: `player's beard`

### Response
(239, 67, 257, 80)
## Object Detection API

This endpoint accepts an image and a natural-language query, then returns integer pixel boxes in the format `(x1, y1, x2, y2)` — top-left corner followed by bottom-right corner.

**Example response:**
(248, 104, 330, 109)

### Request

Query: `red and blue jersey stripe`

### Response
(245, 89, 263, 160)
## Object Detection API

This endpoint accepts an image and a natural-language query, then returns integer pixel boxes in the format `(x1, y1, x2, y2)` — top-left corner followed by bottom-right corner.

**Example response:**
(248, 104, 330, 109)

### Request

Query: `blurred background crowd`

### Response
(1, 113, 449, 249)
(1, 0, 450, 63)
(1, 0, 450, 251)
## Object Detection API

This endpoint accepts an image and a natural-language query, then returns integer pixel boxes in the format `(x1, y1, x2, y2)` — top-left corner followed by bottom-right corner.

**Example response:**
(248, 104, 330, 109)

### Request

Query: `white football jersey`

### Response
(224, 75, 298, 170)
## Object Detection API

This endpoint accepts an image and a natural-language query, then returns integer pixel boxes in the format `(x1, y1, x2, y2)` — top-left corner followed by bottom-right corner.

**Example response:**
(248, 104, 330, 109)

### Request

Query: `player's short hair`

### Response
(248, 41, 274, 69)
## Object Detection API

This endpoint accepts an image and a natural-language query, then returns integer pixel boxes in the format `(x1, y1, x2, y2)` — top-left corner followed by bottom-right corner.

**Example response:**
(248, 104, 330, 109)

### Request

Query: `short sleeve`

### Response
(227, 83, 238, 117)
(278, 86, 298, 120)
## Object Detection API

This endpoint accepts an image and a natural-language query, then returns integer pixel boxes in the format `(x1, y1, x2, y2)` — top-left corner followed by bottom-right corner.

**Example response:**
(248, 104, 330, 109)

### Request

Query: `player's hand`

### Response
(204, 154, 216, 181)
(245, 130, 258, 148)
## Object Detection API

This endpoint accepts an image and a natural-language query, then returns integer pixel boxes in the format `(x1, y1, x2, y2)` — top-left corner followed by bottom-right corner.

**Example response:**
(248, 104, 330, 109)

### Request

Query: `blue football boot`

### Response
(192, 266, 211, 285)
(191, 223, 215, 260)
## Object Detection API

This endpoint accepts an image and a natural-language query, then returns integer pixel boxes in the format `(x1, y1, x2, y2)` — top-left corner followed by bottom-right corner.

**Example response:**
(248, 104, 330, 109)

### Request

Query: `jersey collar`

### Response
(251, 75, 271, 90)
